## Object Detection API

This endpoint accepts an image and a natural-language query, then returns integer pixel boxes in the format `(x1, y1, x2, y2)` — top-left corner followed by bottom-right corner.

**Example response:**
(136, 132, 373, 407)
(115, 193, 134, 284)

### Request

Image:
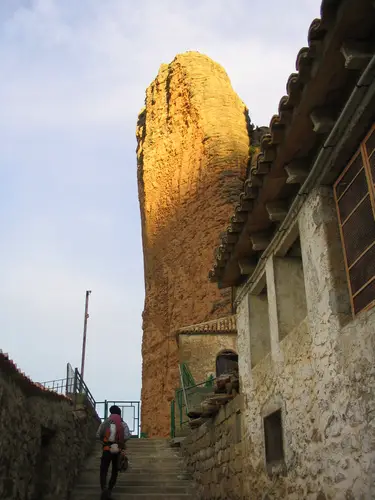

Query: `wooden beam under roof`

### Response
(266, 201, 288, 222)
(310, 109, 336, 134)
(285, 160, 309, 184)
(340, 41, 372, 70)
(250, 233, 271, 251)
(238, 259, 256, 276)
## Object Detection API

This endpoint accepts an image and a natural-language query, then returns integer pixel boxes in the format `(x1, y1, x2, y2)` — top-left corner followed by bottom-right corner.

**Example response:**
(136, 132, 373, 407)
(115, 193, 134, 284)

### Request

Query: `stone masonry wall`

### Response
(235, 187, 375, 499)
(178, 333, 237, 383)
(137, 51, 250, 437)
(182, 395, 244, 500)
(0, 354, 100, 500)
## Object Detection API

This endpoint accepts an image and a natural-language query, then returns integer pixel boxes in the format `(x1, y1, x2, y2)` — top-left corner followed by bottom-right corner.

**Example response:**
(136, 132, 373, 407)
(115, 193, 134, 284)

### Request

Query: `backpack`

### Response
(99, 419, 121, 453)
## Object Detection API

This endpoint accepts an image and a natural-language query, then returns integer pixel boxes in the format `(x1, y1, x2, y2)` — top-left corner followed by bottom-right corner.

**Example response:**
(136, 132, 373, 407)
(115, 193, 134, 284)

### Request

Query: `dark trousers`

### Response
(100, 451, 119, 491)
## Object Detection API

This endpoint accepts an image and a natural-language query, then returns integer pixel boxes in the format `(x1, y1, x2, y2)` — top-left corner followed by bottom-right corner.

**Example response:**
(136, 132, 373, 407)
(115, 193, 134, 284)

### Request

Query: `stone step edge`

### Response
(71, 495, 193, 499)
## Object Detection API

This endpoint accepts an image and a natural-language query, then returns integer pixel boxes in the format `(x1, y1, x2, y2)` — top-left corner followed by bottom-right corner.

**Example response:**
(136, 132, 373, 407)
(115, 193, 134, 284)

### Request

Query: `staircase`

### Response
(70, 439, 195, 499)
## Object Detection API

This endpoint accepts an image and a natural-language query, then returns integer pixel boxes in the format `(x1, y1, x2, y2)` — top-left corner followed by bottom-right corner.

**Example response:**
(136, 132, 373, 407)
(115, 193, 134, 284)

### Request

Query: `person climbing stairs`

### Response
(69, 438, 196, 499)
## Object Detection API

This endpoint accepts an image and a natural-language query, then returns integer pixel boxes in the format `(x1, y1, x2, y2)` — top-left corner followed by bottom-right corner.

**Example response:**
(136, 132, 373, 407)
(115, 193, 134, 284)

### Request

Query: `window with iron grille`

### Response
(334, 123, 375, 316)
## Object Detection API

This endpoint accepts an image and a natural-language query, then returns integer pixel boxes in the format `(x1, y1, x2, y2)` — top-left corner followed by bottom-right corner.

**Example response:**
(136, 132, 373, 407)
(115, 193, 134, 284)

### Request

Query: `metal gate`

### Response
(95, 400, 140, 438)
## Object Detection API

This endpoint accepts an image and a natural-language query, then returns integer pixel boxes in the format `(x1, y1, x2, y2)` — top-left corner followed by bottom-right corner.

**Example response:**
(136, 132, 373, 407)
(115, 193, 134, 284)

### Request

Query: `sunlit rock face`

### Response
(136, 51, 250, 437)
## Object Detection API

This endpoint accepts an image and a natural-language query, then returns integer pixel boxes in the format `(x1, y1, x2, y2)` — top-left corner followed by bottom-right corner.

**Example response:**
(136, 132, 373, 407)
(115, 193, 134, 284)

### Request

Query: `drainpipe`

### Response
(235, 54, 375, 307)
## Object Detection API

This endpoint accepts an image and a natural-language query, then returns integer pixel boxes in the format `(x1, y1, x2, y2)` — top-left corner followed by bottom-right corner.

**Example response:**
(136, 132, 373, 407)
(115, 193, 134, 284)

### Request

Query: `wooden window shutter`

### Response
(334, 123, 375, 316)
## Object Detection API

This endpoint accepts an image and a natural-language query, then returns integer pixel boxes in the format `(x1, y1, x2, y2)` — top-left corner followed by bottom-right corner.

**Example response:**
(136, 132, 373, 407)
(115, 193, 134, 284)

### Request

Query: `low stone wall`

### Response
(181, 395, 244, 499)
(0, 353, 100, 500)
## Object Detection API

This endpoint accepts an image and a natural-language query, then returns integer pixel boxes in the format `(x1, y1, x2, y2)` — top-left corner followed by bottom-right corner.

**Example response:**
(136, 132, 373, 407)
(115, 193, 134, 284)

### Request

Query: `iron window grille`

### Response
(334, 123, 375, 316)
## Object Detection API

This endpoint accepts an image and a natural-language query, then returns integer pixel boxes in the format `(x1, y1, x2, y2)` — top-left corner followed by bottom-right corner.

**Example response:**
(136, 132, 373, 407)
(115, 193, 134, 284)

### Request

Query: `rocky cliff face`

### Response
(136, 52, 250, 437)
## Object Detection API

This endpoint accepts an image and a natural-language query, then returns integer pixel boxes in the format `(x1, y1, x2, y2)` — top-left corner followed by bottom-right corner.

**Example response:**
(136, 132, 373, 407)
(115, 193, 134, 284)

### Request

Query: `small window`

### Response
(41, 426, 55, 447)
(249, 284, 271, 368)
(264, 409, 284, 465)
(215, 350, 238, 377)
(274, 237, 307, 341)
(235, 411, 242, 444)
(334, 123, 375, 316)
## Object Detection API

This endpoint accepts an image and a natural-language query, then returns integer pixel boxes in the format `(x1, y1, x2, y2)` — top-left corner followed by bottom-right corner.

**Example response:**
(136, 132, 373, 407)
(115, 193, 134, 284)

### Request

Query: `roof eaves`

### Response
(175, 315, 237, 336)
(209, 1, 347, 285)
(0, 351, 72, 403)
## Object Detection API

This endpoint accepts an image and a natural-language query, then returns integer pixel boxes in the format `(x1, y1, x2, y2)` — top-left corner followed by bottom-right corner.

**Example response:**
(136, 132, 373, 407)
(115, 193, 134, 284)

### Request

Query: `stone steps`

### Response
(89, 457, 185, 463)
(73, 484, 191, 494)
(80, 469, 188, 475)
(72, 495, 192, 500)
(77, 475, 192, 485)
(81, 463, 188, 469)
(70, 439, 195, 499)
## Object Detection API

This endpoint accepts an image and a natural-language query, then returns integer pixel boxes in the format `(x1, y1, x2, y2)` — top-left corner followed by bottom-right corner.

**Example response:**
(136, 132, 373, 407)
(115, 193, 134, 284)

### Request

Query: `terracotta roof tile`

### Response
(176, 315, 237, 335)
(209, 0, 375, 286)
(0, 350, 72, 403)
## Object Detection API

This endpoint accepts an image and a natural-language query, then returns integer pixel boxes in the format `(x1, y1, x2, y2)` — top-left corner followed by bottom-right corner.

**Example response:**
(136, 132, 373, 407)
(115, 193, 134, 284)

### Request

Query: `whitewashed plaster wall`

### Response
(237, 187, 375, 500)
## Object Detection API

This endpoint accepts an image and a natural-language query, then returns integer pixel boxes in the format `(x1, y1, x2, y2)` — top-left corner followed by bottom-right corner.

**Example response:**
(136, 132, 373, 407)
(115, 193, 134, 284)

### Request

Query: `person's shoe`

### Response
(100, 489, 110, 500)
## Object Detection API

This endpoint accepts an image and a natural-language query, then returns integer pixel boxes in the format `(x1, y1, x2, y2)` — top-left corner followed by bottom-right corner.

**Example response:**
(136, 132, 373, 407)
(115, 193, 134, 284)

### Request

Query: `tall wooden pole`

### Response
(80, 290, 91, 380)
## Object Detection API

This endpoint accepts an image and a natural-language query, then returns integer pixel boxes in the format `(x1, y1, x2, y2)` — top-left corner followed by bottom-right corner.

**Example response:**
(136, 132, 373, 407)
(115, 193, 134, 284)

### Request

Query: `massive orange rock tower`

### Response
(136, 52, 250, 437)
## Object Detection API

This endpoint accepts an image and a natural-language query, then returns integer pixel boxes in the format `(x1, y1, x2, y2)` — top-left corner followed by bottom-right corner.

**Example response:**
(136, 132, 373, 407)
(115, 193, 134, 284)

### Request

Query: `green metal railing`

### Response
(95, 400, 140, 437)
(179, 362, 195, 388)
(171, 399, 176, 438)
(170, 365, 215, 438)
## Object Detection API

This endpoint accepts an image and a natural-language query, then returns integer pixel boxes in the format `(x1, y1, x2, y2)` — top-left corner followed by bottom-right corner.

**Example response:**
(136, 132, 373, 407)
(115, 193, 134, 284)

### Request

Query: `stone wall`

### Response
(235, 187, 375, 499)
(137, 51, 250, 437)
(0, 353, 100, 500)
(181, 395, 244, 500)
(178, 333, 237, 383)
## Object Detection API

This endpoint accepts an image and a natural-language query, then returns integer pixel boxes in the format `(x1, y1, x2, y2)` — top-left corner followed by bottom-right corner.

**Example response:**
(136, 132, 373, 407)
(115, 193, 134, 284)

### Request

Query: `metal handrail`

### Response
(171, 374, 216, 438)
(178, 364, 189, 413)
(95, 400, 140, 437)
(74, 368, 96, 407)
(180, 362, 195, 388)
(41, 365, 96, 409)
(170, 399, 176, 439)
(41, 378, 68, 394)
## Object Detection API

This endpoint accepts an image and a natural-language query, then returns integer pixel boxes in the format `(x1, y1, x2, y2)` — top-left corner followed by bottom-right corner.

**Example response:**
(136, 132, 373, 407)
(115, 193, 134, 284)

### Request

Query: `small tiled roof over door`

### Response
(176, 315, 237, 336)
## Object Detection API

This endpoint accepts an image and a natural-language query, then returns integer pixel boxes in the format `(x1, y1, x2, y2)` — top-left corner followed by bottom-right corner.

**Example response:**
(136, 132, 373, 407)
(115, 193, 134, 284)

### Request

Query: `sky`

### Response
(0, 0, 322, 413)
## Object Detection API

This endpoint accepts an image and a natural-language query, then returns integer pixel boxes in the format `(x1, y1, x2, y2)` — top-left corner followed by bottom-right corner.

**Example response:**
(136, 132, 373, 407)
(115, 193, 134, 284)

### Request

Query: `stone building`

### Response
(206, 0, 375, 497)
(175, 315, 237, 383)
(136, 52, 250, 437)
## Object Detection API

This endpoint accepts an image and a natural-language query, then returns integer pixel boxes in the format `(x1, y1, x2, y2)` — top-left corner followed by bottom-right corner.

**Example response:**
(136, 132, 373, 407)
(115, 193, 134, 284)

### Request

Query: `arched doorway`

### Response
(215, 349, 238, 377)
